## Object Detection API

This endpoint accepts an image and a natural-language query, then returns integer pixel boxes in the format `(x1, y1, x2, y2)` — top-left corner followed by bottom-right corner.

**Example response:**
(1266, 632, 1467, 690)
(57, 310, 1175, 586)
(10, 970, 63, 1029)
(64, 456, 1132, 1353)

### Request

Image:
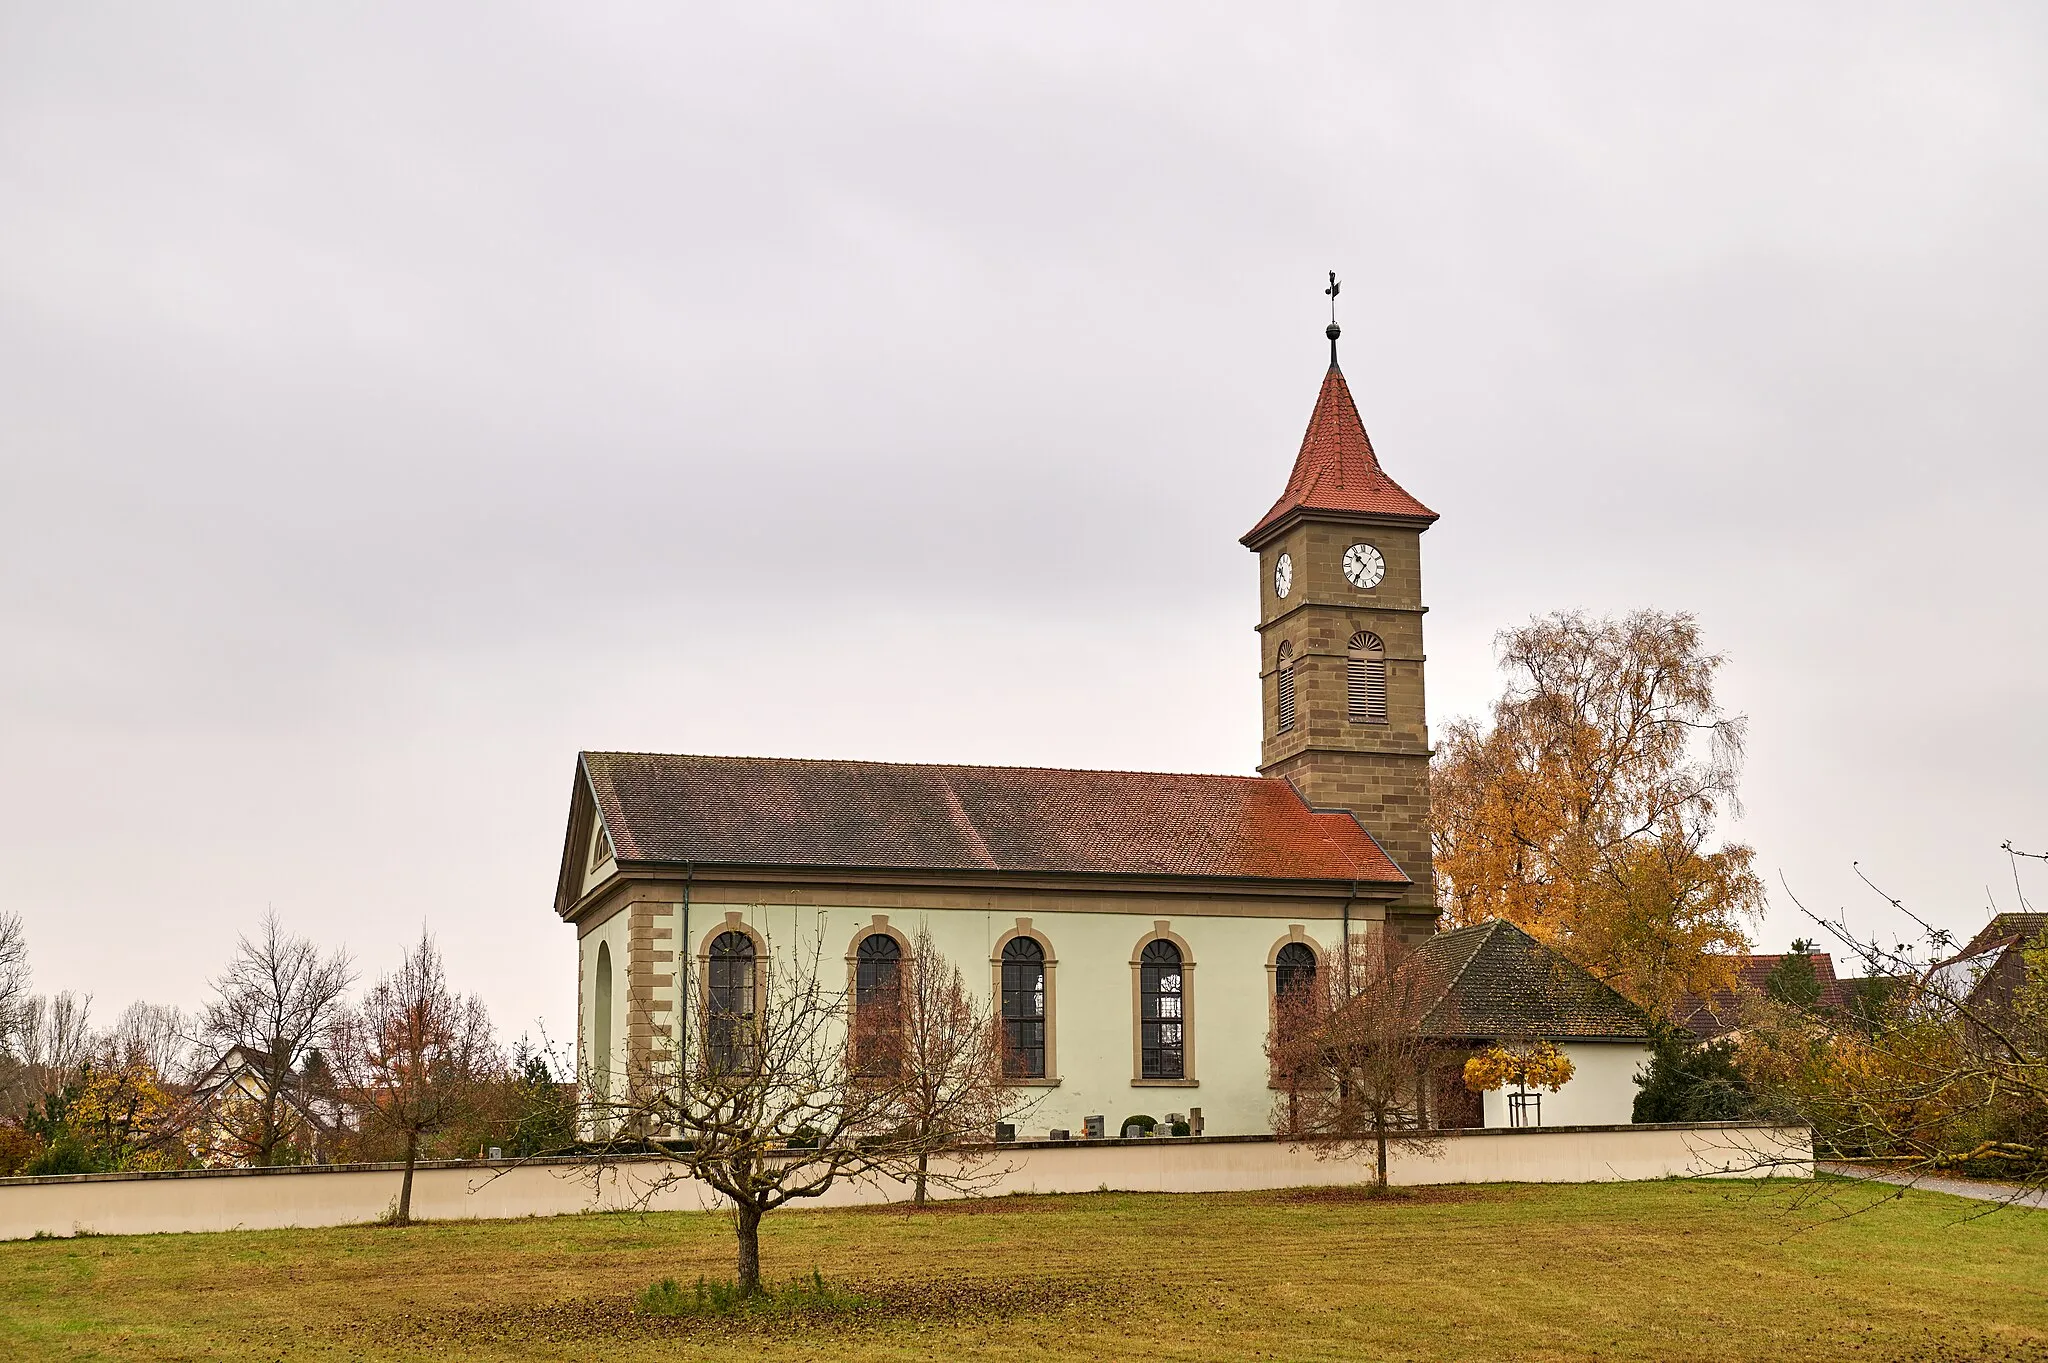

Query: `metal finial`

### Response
(1324, 271, 1342, 365)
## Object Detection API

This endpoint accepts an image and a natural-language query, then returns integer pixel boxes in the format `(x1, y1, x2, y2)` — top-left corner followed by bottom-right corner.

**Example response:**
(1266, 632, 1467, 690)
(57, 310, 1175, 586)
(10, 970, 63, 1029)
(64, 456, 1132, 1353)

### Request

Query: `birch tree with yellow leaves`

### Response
(1433, 610, 1762, 1021)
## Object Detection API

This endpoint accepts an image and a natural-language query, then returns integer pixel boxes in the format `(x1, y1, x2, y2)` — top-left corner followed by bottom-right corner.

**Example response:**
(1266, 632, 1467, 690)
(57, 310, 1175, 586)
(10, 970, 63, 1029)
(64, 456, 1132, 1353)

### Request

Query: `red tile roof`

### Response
(1242, 363, 1437, 545)
(577, 752, 1408, 886)
(1671, 953, 1848, 1038)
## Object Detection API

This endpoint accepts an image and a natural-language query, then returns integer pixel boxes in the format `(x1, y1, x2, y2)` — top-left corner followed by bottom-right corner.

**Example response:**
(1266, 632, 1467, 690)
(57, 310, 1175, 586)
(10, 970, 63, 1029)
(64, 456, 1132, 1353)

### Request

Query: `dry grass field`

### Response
(2, 1178, 2044, 1362)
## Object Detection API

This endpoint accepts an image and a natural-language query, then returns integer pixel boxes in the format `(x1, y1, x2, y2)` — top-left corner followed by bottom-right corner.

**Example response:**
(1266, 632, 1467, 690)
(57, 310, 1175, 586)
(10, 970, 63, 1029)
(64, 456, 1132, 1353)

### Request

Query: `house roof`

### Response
(1242, 361, 1436, 545)
(1669, 953, 1847, 1039)
(571, 752, 1409, 895)
(1961, 912, 2047, 958)
(1412, 920, 1651, 1041)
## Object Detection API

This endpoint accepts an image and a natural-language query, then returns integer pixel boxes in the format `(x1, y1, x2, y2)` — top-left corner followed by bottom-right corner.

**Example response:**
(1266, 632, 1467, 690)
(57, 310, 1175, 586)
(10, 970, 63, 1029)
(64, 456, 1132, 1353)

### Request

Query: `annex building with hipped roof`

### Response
(554, 316, 1650, 1137)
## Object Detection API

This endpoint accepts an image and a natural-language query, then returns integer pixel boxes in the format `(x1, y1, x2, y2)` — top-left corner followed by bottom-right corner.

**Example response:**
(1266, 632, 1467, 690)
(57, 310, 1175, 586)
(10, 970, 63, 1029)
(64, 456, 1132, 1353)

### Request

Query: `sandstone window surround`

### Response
(847, 917, 910, 1078)
(1131, 923, 1197, 1086)
(1266, 926, 1322, 1088)
(698, 914, 767, 1074)
(991, 920, 1058, 1086)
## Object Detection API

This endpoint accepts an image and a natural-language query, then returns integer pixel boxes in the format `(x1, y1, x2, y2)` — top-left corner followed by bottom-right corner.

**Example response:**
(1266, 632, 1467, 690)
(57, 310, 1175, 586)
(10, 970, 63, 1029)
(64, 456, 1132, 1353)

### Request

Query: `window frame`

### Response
(990, 920, 1059, 1085)
(1129, 923, 1197, 1086)
(1276, 641, 1297, 735)
(698, 914, 768, 1075)
(846, 919, 910, 1078)
(1265, 928, 1323, 1089)
(1347, 630, 1388, 725)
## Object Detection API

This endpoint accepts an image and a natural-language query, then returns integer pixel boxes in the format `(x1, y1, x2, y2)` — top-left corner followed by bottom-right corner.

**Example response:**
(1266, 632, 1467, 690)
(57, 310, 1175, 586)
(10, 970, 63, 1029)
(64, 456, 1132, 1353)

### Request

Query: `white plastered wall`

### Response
(1479, 1042, 1649, 1128)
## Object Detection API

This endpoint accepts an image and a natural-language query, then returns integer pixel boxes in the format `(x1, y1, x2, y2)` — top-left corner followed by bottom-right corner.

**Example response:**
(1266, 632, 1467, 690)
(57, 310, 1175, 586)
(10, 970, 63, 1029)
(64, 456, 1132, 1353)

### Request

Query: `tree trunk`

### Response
(396, 1130, 418, 1225)
(914, 1149, 929, 1206)
(1374, 1119, 1389, 1190)
(734, 1202, 764, 1296)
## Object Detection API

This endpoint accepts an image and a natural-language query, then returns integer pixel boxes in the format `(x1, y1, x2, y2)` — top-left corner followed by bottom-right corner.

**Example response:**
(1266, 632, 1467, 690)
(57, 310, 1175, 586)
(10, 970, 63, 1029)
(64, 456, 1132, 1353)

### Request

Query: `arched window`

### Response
(1347, 631, 1387, 724)
(1275, 941, 1317, 1002)
(707, 930, 757, 1072)
(1277, 642, 1296, 734)
(852, 933, 903, 1077)
(592, 940, 613, 1105)
(1001, 937, 1046, 1079)
(1139, 940, 1185, 1080)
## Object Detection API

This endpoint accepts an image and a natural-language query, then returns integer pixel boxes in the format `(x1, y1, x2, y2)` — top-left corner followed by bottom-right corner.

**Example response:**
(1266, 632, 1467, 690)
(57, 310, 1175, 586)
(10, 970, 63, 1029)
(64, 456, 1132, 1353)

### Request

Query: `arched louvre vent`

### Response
(1347, 631, 1387, 724)
(1276, 642, 1296, 734)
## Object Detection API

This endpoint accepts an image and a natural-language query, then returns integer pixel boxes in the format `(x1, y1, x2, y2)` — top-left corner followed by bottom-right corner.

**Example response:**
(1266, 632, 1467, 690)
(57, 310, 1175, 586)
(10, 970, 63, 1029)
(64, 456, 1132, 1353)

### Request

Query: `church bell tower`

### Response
(1241, 291, 1438, 931)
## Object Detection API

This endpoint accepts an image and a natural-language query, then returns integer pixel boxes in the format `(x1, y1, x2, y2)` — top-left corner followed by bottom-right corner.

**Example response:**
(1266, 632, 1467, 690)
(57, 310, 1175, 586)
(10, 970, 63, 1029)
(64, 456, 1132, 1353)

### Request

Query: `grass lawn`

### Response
(2, 1178, 2045, 1362)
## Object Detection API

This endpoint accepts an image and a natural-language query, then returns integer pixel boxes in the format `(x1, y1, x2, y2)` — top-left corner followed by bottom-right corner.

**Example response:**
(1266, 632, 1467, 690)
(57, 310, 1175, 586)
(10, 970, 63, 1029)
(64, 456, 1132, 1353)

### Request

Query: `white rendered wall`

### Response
(0, 1125, 1814, 1241)
(1479, 1043, 1649, 1128)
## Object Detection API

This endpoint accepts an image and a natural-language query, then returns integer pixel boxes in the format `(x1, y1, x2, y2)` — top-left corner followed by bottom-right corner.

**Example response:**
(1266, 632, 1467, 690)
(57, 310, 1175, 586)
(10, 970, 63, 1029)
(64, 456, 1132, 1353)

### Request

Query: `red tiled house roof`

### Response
(1670, 953, 1847, 1039)
(564, 753, 1408, 906)
(1961, 912, 2047, 958)
(1242, 360, 1436, 546)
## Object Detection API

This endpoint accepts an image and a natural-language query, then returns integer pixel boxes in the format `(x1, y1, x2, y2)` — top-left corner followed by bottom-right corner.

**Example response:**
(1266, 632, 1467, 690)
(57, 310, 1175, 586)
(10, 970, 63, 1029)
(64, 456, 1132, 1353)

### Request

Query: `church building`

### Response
(553, 317, 1651, 1138)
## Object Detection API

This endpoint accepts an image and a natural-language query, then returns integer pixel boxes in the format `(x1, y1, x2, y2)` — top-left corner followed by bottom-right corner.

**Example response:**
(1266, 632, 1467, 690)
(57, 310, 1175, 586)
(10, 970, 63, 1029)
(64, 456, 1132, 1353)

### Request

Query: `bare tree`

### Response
(105, 1002, 194, 1086)
(0, 912, 27, 1050)
(601, 927, 1017, 1295)
(855, 925, 1021, 1205)
(335, 929, 500, 1224)
(198, 910, 353, 1166)
(1268, 933, 1449, 1191)
(0, 991, 95, 1123)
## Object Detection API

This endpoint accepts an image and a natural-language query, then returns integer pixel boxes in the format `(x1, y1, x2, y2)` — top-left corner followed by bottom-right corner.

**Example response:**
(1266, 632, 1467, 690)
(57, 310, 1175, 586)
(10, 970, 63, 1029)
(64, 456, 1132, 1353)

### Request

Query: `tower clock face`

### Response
(1343, 543, 1386, 590)
(1273, 553, 1294, 599)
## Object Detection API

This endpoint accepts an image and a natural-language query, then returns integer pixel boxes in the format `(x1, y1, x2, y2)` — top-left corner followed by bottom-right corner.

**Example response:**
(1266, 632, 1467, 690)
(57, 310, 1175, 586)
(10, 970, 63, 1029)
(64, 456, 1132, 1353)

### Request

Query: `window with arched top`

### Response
(1275, 941, 1318, 1002)
(852, 933, 904, 1076)
(1347, 631, 1387, 724)
(1269, 938, 1320, 1090)
(592, 940, 613, 1107)
(1000, 937, 1047, 1079)
(707, 930, 757, 1073)
(1277, 642, 1296, 734)
(1139, 940, 1186, 1080)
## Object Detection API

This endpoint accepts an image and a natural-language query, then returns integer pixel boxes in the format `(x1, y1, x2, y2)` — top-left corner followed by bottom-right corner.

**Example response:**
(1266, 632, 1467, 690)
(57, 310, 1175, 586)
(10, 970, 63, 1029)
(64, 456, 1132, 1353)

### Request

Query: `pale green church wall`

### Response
(581, 897, 1353, 1139)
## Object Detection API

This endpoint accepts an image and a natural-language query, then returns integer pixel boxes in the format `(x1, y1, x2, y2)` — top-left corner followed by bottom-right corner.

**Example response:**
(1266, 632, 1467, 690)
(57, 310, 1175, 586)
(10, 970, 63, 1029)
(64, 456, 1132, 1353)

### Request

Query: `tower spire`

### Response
(1325, 270, 1342, 368)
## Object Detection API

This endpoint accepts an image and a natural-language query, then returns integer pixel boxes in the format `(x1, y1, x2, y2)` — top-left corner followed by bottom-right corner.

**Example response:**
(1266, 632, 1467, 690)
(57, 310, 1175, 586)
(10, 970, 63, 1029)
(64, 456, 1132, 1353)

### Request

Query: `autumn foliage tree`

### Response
(1749, 860, 2048, 1196)
(1433, 610, 1762, 1020)
(1463, 1040, 1576, 1124)
(336, 930, 499, 1225)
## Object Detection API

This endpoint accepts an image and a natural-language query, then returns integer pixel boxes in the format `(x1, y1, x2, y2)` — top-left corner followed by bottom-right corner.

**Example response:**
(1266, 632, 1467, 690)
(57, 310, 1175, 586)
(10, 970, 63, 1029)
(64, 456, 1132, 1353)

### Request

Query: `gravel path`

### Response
(1818, 1161, 2048, 1209)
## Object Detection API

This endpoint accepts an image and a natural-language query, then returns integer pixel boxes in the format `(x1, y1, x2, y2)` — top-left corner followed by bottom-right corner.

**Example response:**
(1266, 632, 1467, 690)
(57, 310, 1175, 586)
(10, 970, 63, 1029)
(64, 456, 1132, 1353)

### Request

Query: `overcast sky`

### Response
(3, 3, 2044, 1043)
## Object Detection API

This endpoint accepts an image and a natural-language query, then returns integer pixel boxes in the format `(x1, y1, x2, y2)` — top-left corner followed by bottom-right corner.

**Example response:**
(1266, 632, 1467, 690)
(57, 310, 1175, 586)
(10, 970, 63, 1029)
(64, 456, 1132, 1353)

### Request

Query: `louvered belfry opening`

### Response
(1347, 630, 1387, 724)
(1276, 642, 1296, 734)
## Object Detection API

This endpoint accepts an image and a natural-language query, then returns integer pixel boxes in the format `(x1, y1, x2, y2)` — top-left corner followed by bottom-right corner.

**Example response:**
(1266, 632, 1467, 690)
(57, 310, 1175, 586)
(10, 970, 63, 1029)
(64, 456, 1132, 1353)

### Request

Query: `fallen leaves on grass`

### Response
(359, 1272, 1146, 1348)
(1270, 1185, 1498, 1206)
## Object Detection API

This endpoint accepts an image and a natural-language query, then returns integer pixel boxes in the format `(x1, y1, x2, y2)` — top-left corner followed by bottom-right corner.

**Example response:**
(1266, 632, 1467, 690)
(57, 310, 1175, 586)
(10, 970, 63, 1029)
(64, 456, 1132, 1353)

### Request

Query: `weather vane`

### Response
(1324, 271, 1342, 364)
